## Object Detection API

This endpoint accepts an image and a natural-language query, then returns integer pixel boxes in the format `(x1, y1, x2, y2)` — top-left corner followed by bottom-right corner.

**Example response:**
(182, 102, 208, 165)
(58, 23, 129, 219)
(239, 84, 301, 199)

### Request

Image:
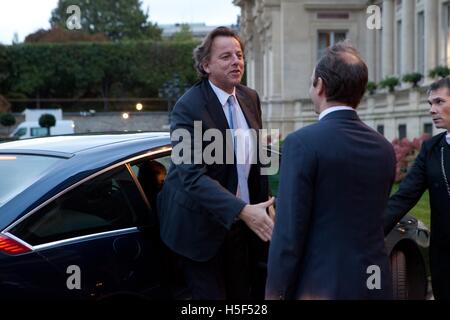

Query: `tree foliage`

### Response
(39, 114, 56, 136)
(25, 27, 108, 43)
(392, 134, 430, 182)
(50, 0, 162, 41)
(0, 45, 10, 92)
(0, 113, 16, 127)
(3, 41, 198, 110)
(169, 24, 195, 42)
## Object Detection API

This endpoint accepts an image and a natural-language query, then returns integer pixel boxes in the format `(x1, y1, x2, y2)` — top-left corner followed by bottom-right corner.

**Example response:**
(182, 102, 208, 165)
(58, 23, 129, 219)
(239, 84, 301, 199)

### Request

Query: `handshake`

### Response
(239, 197, 276, 242)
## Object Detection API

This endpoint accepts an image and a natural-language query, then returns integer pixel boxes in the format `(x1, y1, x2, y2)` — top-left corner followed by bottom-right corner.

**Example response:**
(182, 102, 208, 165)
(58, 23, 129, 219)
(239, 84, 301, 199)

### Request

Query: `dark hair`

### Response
(428, 77, 450, 94)
(313, 41, 368, 108)
(193, 26, 244, 79)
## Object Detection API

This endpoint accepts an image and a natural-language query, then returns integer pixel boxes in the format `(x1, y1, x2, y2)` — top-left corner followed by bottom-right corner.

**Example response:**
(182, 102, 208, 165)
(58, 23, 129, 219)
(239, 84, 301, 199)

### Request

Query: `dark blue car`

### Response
(0, 133, 178, 300)
(0, 133, 430, 300)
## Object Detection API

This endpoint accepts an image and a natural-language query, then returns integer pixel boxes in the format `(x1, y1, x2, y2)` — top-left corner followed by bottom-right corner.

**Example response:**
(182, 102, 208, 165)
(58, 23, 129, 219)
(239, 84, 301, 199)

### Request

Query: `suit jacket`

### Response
(266, 110, 395, 300)
(384, 132, 450, 241)
(157, 79, 269, 262)
(384, 132, 450, 298)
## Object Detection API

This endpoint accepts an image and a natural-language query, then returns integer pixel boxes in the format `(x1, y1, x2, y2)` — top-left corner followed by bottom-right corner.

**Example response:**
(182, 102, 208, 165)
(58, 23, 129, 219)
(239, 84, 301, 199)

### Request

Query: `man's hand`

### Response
(239, 197, 275, 241)
(268, 197, 276, 222)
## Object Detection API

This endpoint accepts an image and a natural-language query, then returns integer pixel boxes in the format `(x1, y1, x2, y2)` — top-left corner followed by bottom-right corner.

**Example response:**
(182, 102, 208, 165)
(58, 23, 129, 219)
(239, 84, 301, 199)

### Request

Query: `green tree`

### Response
(50, 0, 161, 41)
(8, 45, 54, 108)
(169, 24, 195, 42)
(0, 45, 10, 93)
(5, 41, 198, 105)
(0, 113, 16, 134)
(25, 27, 108, 43)
(39, 114, 56, 136)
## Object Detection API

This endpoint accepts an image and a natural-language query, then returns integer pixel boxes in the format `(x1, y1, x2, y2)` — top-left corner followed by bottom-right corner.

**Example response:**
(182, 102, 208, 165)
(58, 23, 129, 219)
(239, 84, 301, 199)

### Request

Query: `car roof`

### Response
(0, 132, 170, 157)
(0, 132, 172, 227)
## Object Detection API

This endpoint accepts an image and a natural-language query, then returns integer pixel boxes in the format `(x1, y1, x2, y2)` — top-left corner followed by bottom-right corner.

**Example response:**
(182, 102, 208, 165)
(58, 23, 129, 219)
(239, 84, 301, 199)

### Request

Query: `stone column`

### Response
(269, 5, 281, 98)
(401, 0, 414, 75)
(382, 0, 395, 78)
(425, 0, 438, 76)
(367, 27, 376, 81)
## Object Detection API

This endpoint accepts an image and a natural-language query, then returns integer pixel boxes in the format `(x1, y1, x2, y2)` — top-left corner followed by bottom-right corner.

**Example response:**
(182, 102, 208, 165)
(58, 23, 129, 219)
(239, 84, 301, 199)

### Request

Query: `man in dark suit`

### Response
(266, 42, 396, 300)
(384, 77, 450, 300)
(158, 27, 275, 300)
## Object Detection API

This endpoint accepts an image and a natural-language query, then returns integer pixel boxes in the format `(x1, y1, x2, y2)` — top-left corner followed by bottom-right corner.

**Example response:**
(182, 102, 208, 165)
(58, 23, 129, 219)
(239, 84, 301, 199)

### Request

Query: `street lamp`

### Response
(136, 103, 143, 111)
(122, 112, 129, 120)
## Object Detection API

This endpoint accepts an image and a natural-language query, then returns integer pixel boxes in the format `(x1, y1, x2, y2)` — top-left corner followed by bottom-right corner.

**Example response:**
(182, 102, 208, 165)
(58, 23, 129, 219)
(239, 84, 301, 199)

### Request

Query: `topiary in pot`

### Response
(366, 81, 378, 95)
(379, 76, 400, 93)
(402, 72, 423, 88)
(0, 113, 16, 135)
(39, 113, 56, 136)
(429, 66, 450, 79)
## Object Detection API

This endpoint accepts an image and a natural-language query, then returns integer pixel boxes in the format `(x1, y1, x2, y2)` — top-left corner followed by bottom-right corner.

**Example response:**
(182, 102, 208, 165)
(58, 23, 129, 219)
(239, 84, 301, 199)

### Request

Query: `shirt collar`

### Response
(319, 106, 355, 121)
(209, 80, 236, 107)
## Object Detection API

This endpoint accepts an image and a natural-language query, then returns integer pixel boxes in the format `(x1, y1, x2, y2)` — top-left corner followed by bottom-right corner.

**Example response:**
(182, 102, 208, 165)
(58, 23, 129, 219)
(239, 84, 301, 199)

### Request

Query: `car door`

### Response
(7, 162, 166, 300)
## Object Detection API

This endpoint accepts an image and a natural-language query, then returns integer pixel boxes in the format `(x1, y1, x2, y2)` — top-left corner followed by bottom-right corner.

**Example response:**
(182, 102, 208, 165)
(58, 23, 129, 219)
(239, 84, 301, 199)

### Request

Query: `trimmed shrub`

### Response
(392, 134, 431, 182)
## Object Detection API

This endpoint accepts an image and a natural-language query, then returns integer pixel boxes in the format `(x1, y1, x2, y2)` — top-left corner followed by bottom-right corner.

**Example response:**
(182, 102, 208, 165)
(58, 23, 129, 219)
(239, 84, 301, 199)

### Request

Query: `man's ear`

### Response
(316, 77, 325, 96)
(203, 60, 210, 74)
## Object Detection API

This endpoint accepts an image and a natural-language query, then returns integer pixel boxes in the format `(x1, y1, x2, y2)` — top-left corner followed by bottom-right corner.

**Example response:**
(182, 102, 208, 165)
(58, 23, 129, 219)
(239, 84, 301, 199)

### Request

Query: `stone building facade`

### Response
(233, 0, 449, 141)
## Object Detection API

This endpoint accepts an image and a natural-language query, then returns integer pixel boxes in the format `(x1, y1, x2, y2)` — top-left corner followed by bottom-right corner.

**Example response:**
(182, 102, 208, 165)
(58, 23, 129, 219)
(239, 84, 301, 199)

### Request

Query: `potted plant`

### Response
(402, 72, 423, 88)
(429, 66, 450, 79)
(379, 76, 400, 93)
(0, 112, 16, 135)
(39, 113, 56, 136)
(366, 81, 378, 95)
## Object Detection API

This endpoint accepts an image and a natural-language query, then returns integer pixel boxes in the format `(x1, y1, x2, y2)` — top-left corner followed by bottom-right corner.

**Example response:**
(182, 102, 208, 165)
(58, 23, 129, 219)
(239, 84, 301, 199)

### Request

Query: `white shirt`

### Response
(446, 131, 450, 146)
(209, 81, 255, 201)
(319, 106, 355, 121)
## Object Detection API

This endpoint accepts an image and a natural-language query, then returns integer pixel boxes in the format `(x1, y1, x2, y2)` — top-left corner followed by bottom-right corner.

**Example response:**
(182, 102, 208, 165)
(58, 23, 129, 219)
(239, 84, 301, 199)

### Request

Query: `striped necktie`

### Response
(227, 96, 250, 203)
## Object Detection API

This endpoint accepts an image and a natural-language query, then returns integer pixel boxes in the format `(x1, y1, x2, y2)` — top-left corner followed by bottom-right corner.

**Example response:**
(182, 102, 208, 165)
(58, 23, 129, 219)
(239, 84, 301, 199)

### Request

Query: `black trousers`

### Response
(176, 221, 252, 300)
(430, 245, 450, 300)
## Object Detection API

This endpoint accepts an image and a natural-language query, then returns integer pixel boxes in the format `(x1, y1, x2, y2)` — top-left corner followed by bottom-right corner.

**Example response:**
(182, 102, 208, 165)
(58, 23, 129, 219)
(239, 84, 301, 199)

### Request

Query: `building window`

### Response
(377, 125, 385, 135)
(317, 31, 347, 60)
(424, 123, 433, 136)
(398, 124, 407, 139)
(417, 11, 425, 74)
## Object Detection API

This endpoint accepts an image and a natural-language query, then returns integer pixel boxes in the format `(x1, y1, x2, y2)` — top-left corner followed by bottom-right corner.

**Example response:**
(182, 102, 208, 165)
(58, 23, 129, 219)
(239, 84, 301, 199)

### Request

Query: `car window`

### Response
(0, 154, 63, 207)
(13, 127, 27, 138)
(30, 127, 48, 137)
(130, 155, 169, 211)
(10, 165, 149, 246)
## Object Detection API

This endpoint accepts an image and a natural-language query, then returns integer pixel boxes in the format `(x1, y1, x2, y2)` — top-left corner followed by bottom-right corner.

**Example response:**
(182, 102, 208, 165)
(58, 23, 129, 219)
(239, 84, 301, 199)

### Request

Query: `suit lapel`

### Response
(202, 80, 229, 133)
(236, 89, 260, 130)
